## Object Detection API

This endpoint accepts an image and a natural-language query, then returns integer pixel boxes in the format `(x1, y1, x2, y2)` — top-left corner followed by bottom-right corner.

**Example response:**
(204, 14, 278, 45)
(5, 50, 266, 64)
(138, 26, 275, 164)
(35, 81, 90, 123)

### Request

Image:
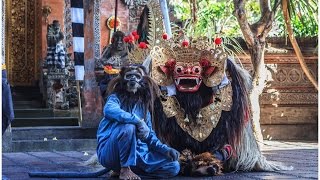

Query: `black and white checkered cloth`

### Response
(46, 42, 66, 68)
(71, 0, 84, 80)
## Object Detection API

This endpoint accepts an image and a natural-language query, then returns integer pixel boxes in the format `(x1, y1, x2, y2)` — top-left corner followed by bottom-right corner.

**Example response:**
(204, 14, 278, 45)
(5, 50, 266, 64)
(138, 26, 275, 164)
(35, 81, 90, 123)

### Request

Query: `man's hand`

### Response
(136, 120, 150, 141)
(166, 148, 180, 161)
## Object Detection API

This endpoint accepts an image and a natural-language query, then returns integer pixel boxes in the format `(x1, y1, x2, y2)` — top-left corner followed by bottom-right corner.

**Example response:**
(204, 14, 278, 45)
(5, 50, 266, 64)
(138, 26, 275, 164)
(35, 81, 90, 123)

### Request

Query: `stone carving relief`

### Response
(268, 64, 317, 88)
(121, 0, 149, 8)
(64, 0, 73, 51)
(240, 55, 317, 105)
(275, 69, 287, 83)
(2, 0, 5, 61)
(260, 93, 318, 105)
(288, 69, 301, 82)
(94, 0, 102, 68)
(7, 0, 39, 86)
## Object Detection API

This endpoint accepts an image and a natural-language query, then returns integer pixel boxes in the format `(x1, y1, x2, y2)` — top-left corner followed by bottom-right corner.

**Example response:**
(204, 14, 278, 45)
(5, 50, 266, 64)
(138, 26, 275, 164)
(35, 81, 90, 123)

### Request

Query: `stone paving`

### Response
(2, 141, 318, 180)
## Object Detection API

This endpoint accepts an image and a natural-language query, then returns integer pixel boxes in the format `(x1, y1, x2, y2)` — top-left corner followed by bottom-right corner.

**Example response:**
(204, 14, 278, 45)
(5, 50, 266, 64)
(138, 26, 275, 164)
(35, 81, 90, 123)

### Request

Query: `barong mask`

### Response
(150, 39, 228, 92)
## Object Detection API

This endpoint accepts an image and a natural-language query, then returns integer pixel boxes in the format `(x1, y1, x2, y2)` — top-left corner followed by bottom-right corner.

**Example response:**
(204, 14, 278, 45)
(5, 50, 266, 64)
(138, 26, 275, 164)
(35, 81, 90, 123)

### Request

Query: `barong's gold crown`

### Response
(149, 36, 228, 87)
(127, 0, 228, 87)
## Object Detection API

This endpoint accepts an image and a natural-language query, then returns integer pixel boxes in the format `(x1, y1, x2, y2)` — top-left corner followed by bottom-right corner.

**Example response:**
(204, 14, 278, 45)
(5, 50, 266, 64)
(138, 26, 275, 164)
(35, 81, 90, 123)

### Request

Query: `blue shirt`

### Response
(97, 94, 170, 156)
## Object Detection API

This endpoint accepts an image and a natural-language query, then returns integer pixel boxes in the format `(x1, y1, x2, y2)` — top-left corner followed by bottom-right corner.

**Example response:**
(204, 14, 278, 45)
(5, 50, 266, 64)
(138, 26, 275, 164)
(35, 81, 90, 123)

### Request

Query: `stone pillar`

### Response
(82, 0, 103, 127)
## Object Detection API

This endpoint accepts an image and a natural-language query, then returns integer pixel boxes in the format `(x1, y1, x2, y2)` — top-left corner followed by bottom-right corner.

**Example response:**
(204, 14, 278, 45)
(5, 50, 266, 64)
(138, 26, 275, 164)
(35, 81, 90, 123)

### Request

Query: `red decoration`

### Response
(204, 66, 216, 76)
(200, 59, 211, 67)
(132, 31, 138, 36)
(123, 36, 129, 43)
(111, 37, 114, 43)
(105, 65, 112, 70)
(134, 35, 140, 40)
(182, 40, 189, 47)
(162, 33, 168, 40)
(160, 66, 170, 75)
(138, 42, 147, 49)
(165, 59, 176, 70)
(214, 37, 222, 45)
(123, 35, 134, 43)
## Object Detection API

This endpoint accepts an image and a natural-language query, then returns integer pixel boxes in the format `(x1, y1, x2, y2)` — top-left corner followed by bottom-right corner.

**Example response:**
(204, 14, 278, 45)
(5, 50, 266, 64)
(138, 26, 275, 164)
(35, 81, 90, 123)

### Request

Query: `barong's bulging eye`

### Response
(192, 66, 202, 74)
(175, 66, 184, 74)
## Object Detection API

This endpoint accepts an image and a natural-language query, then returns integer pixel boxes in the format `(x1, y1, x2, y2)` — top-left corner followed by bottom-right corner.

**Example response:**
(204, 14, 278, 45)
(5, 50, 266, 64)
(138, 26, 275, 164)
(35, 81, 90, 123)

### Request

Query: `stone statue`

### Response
(99, 31, 131, 98)
(43, 20, 71, 110)
(45, 20, 67, 69)
(100, 31, 129, 69)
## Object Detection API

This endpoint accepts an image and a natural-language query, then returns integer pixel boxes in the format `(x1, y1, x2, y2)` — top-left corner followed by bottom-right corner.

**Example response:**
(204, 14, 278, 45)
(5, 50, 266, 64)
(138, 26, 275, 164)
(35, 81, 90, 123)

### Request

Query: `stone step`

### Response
(12, 93, 42, 100)
(12, 126, 97, 141)
(14, 109, 54, 118)
(11, 117, 79, 127)
(10, 139, 97, 152)
(13, 108, 79, 118)
(261, 124, 317, 141)
(13, 100, 44, 109)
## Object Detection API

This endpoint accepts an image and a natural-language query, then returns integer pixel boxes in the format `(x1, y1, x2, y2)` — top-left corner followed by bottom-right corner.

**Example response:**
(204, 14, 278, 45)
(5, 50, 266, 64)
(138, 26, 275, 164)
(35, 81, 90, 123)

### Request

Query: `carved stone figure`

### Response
(43, 20, 72, 110)
(99, 31, 131, 98)
(100, 31, 129, 68)
(46, 20, 66, 69)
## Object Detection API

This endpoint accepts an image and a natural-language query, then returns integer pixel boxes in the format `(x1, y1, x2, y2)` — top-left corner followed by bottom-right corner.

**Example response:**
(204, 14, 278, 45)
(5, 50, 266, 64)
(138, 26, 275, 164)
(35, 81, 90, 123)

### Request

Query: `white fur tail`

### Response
(228, 123, 294, 172)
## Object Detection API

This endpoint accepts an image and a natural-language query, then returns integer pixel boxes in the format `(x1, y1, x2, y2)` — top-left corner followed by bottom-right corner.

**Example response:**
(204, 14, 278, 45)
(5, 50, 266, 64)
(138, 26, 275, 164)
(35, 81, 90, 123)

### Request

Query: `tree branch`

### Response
(260, 0, 271, 15)
(252, 0, 281, 39)
(233, 0, 254, 47)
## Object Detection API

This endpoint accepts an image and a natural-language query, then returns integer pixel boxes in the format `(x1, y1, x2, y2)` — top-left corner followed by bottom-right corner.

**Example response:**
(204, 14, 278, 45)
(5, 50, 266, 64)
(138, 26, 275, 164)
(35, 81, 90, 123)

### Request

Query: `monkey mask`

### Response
(120, 66, 146, 94)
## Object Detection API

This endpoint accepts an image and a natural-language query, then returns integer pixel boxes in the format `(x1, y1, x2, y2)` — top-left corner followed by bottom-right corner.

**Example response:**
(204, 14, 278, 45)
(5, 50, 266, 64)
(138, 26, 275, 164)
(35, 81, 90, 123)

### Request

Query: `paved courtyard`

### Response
(2, 141, 318, 179)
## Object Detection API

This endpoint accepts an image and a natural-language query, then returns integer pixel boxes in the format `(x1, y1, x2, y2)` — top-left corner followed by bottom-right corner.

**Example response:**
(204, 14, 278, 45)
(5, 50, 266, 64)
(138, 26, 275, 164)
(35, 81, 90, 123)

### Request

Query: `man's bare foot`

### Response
(119, 167, 141, 180)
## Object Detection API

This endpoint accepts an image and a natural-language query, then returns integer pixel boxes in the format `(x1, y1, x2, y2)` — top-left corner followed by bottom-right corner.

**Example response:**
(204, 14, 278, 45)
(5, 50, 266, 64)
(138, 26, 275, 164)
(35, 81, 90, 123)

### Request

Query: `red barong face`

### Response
(171, 62, 203, 92)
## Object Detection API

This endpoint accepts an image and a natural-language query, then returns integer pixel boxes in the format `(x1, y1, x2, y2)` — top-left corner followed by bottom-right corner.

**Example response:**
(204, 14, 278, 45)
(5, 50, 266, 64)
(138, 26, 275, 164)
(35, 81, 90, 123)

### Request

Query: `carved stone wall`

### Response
(240, 53, 318, 140)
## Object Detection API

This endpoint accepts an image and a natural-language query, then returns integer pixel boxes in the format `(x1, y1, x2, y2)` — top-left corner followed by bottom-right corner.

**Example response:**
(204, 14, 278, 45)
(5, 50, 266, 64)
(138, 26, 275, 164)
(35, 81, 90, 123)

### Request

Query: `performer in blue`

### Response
(96, 65, 180, 180)
(2, 61, 14, 134)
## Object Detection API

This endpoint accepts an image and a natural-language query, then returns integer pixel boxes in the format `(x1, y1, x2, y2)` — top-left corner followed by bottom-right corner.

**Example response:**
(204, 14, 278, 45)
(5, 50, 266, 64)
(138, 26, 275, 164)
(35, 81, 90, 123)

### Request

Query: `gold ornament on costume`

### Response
(161, 82, 233, 142)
